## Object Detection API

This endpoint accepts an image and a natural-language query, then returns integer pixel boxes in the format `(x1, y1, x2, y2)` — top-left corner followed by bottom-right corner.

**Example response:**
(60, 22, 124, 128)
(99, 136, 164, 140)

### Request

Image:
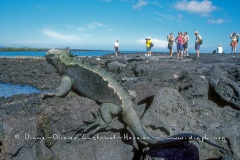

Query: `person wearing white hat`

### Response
(217, 44, 223, 54)
(145, 37, 152, 56)
(194, 31, 202, 58)
(114, 39, 119, 56)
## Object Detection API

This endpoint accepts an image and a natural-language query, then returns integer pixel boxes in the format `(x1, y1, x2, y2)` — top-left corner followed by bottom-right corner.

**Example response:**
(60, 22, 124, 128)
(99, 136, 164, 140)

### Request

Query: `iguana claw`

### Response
(80, 111, 108, 136)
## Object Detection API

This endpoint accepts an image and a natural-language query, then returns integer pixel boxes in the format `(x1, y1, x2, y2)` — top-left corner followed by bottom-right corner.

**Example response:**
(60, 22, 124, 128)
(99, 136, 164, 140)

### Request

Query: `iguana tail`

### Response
(122, 107, 229, 152)
(156, 133, 229, 152)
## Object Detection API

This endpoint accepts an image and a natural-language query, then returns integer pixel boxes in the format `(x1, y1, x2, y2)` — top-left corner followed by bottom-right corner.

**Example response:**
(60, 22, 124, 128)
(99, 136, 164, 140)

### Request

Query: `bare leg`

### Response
(196, 50, 200, 57)
(169, 50, 172, 57)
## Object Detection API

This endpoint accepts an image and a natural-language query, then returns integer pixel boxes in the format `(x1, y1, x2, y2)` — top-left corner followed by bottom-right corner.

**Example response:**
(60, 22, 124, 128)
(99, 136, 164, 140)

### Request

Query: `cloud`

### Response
(133, 0, 148, 10)
(153, 11, 166, 18)
(87, 21, 105, 29)
(137, 38, 168, 48)
(153, 11, 183, 23)
(207, 18, 230, 24)
(77, 21, 106, 31)
(42, 29, 80, 41)
(173, 0, 217, 16)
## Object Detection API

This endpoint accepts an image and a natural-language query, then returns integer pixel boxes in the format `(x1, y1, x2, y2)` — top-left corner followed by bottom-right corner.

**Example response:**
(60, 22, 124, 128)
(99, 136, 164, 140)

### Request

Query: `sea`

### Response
(0, 82, 41, 98)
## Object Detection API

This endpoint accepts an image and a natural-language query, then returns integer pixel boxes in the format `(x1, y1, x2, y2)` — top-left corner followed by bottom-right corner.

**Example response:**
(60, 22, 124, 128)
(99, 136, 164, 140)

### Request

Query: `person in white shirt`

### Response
(114, 39, 119, 56)
(217, 44, 223, 54)
(194, 31, 202, 58)
(183, 32, 189, 56)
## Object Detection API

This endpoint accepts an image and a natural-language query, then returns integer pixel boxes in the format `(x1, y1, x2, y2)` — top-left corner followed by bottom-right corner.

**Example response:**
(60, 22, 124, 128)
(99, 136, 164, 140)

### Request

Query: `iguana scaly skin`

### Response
(43, 49, 228, 151)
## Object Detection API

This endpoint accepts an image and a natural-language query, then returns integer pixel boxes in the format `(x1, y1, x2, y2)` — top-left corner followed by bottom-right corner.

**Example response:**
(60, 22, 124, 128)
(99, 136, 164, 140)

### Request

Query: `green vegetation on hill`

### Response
(0, 47, 50, 51)
(0, 47, 111, 52)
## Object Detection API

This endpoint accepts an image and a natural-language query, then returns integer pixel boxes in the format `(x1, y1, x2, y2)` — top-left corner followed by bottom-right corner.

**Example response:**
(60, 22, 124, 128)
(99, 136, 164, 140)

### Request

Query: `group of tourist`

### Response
(146, 31, 202, 58)
(113, 31, 239, 57)
(167, 31, 202, 58)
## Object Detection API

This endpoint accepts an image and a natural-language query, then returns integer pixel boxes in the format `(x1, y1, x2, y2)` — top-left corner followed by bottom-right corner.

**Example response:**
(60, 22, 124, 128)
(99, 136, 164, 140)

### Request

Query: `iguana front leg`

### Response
(80, 103, 122, 136)
(42, 75, 73, 98)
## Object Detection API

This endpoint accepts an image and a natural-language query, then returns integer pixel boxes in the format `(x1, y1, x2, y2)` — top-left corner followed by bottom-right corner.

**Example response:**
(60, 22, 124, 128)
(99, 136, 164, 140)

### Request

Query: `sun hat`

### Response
(194, 31, 198, 34)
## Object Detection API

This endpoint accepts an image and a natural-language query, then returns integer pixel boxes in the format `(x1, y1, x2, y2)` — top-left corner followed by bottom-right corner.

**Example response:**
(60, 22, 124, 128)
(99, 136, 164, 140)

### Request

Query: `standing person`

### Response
(194, 31, 202, 58)
(230, 32, 239, 54)
(145, 37, 152, 56)
(114, 39, 119, 56)
(167, 33, 174, 57)
(217, 44, 223, 53)
(183, 32, 189, 56)
(231, 36, 238, 54)
(175, 32, 184, 59)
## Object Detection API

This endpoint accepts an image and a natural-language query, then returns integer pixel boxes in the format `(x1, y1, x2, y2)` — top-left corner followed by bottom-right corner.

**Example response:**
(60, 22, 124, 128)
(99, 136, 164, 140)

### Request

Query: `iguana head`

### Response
(46, 49, 73, 75)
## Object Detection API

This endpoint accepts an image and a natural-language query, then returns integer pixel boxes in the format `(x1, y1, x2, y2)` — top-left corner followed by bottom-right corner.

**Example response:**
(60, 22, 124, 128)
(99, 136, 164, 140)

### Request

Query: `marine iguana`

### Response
(42, 49, 228, 151)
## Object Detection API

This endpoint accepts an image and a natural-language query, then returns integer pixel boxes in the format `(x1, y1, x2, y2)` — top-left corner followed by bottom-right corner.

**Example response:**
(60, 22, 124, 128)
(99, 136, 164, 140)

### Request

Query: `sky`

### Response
(0, 0, 239, 53)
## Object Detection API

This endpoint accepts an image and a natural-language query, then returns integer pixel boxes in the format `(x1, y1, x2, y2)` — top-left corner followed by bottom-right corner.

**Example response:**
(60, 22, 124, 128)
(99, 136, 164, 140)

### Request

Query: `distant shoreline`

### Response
(0, 47, 112, 52)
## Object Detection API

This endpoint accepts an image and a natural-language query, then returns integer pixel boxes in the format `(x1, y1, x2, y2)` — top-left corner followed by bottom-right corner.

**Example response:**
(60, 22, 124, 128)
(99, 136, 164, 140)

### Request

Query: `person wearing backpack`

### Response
(145, 37, 152, 56)
(230, 32, 239, 54)
(194, 31, 202, 58)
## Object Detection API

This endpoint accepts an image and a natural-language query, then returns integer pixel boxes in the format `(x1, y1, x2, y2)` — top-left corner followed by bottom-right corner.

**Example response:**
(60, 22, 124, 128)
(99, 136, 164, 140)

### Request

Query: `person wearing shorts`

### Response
(183, 32, 189, 56)
(167, 33, 174, 57)
(114, 39, 119, 56)
(175, 32, 184, 59)
(194, 31, 202, 58)
(145, 37, 152, 56)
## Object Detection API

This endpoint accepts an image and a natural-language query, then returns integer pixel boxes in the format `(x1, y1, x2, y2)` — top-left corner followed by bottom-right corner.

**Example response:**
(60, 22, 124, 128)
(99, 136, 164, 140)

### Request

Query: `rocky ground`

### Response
(0, 53, 240, 160)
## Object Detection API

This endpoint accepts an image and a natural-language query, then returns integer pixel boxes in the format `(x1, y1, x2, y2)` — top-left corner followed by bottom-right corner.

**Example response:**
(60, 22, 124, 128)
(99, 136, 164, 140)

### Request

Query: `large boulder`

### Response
(141, 87, 195, 137)
(139, 87, 235, 159)
(206, 66, 240, 109)
(190, 99, 240, 160)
